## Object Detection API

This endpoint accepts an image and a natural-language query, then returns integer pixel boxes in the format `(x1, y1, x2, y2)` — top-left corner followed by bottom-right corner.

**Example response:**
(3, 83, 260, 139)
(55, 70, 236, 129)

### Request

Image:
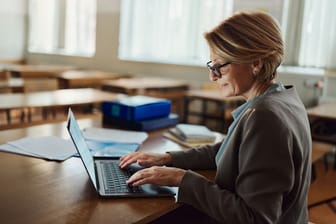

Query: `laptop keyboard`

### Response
(100, 160, 142, 194)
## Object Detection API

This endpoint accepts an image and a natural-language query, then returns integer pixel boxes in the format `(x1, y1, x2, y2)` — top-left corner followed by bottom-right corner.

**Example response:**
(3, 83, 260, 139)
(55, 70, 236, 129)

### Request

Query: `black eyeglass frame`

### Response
(206, 61, 231, 78)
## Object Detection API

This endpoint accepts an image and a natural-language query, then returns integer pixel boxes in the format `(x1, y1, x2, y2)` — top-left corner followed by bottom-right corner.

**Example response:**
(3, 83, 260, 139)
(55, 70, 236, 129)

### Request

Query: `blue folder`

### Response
(102, 95, 171, 121)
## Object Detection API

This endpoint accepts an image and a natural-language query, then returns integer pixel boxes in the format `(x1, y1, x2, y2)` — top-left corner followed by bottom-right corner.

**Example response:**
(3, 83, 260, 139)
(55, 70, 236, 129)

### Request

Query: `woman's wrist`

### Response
(175, 169, 186, 186)
(163, 152, 173, 166)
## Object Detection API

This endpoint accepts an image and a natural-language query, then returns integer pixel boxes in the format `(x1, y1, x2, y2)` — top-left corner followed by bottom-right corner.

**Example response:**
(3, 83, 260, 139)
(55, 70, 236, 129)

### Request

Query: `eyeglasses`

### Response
(206, 61, 231, 78)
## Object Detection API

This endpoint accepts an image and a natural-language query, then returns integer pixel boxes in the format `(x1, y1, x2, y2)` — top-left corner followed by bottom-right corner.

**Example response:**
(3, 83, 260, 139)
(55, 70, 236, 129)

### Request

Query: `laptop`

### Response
(66, 108, 176, 198)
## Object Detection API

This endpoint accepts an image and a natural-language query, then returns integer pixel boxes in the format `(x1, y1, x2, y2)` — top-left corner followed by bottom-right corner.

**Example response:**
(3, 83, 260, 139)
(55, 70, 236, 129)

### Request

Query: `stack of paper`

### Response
(0, 136, 77, 161)
(173, 124, 216, 142)
(163, 123, 222, 148)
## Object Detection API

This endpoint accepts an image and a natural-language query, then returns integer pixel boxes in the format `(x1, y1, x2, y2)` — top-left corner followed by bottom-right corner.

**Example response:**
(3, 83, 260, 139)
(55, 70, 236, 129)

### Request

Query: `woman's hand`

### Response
(119, 152, 172, 169)
(126, 166, 186, 187)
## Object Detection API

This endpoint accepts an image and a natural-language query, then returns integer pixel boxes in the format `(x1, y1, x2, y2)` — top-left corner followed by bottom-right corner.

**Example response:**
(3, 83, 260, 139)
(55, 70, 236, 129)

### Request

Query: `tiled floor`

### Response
(309, 160, 336, 224)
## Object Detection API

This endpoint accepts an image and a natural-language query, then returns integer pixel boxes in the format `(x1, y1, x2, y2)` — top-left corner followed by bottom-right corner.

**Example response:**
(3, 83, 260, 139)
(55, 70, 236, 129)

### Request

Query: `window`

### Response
(119, 0, 285, 66)
(298, 0, 336, 69)
(119, 0, 232, 66)
(28, 0, 96, 57)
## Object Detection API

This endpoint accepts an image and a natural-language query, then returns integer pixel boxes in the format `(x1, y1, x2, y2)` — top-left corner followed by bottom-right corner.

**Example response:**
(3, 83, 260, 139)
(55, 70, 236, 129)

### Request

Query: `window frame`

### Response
(27, 0, 97, 57)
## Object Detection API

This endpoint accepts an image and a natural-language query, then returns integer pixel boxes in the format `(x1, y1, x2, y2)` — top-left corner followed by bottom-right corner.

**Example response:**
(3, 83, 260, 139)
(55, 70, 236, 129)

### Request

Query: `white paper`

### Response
(4, 136, 77, 161)
(82, 127, 148, 144)
(0, 144, 37, 157)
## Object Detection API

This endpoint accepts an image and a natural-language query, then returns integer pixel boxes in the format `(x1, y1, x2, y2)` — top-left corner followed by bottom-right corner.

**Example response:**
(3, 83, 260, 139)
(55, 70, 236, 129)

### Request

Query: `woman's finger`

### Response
(119, 152, 141, 168)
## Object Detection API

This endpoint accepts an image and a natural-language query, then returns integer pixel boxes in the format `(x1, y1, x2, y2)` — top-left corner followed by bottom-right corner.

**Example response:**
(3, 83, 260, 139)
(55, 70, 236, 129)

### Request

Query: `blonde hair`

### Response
(204, 11, 284, 82)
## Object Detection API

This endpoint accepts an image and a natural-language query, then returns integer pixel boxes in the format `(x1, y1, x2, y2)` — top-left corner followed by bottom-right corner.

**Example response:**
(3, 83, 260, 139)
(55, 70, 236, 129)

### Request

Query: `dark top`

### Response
(170, 86, 312, 224)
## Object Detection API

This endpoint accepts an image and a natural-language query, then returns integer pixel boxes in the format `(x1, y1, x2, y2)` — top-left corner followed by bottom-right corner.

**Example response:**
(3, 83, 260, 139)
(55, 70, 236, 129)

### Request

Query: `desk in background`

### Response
(307, 103, 336, 121)
(102, 77, 190, 119)
(307, 103, 336, 211)
(0, 78, 24, 93)
(307, 103, 336, 149)
(6, 64, 76, 92)
(307, 103, 336, 172)
(0, 67, 24, 93)
(0, 118, 215, 224)
(184, 89, 244, 132)
(7, 64, 75, 78)
(0, 88, 120, 128)
(57, 70, 132, 89)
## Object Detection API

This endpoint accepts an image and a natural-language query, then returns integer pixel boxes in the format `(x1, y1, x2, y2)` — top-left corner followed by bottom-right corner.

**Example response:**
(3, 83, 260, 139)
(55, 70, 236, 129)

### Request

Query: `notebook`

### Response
(66, 108, 176, 198)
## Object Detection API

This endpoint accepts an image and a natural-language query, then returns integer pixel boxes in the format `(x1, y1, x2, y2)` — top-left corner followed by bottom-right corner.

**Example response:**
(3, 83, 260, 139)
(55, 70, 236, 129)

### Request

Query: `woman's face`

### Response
(209, 52, 255, 99)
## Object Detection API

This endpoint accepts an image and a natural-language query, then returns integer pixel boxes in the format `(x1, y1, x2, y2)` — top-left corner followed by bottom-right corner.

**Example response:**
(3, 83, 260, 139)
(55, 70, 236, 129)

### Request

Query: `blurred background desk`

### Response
(184, 89, 244, 132)
(57, 70, 131, 89)
(7, 64, 75, 78)
(307, 103, 336, 212)
(308, 103, 336, 120)
(307, 103, 336, 173)
(0, 78, 24, 93)
(0, 88, 119, 128)
(6, 64, 75, 92)
(308, 103, 336, 148)
(0, 67, 24, 93)
(102, 77, 189, 95)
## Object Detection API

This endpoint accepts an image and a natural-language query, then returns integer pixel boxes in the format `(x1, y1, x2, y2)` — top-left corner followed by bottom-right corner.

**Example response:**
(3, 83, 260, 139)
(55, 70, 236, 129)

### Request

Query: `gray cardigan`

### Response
(170, 86, 312, 224)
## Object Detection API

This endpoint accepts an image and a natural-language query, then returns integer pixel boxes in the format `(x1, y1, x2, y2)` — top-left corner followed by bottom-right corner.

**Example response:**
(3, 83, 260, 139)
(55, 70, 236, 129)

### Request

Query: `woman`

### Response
(120, 11, 311, 223)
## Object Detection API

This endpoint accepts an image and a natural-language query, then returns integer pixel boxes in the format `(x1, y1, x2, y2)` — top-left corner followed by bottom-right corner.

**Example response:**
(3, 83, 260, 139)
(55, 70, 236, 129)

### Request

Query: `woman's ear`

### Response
(251, 58, 263, 75)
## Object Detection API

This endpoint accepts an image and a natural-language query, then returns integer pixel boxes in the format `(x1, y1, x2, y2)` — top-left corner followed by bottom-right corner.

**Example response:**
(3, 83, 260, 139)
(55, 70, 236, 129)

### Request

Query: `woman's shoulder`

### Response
(242, 86, 306, 128)
(254, 85, 303, 111)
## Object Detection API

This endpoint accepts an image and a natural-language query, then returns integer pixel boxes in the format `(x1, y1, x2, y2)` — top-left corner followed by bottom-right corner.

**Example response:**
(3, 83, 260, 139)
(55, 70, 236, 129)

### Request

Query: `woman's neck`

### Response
(246, 81, 274, 101)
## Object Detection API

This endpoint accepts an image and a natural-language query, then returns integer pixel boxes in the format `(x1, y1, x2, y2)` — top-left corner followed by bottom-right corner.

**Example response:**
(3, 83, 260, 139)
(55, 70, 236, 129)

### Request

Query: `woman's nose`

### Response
(209, 71, 218, 82)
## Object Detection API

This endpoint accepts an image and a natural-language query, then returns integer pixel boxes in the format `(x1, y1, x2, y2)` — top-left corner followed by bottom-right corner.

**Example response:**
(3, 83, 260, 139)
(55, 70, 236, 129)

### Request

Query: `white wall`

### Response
(0, 0, 26, 60)
(322, 74, 336, 100)
(277, 66, 324, 107)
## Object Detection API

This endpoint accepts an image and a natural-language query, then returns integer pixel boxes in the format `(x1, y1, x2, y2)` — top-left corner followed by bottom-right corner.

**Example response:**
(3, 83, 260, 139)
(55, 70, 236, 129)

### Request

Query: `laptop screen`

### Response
(67, 109, 97, 189)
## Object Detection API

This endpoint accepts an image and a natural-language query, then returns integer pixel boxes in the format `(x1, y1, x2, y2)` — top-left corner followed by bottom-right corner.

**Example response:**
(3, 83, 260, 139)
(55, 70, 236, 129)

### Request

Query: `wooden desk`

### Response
(5, 64, 76, 92)
(102, 77, 190, 118)
(0, 118, 214, 223)
(0, 78, 24, 93)
(0, 88, 120, 126)
(307, 103, 336, 145)
(7, 64, 75, 78)
(57, 70, 131, 89)
(307, 103, 336, 210)
(0, 118, 328, 222)
(102, 77, 189, 94)
(0, 69, 9, 81)
(184, 89, 244, 132)
(307, 103, 336, 121)
(307, 104, 336, 170)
